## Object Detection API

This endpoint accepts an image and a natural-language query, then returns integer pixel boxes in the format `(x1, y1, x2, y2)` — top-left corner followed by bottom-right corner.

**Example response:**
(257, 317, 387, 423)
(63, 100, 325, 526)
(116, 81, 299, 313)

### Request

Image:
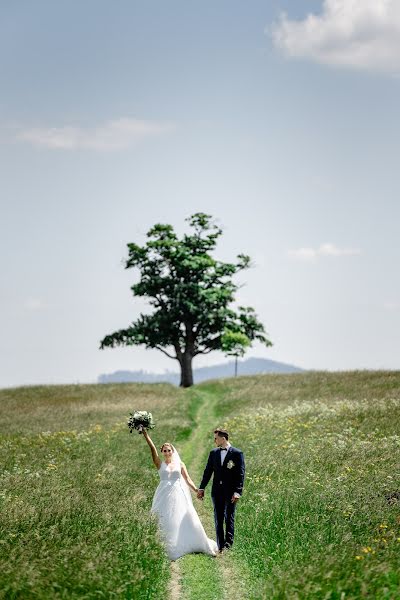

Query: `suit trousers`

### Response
(212, 493, 237, 550)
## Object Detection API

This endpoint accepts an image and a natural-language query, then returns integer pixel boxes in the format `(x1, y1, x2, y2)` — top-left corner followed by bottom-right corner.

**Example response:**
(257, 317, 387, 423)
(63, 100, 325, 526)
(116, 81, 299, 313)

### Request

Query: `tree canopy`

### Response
(100, 213, 272, 387)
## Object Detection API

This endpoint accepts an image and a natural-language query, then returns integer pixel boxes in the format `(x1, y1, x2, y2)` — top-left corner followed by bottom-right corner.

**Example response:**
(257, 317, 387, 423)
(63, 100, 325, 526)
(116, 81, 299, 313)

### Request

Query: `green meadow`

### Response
(1, 371, 400, 599)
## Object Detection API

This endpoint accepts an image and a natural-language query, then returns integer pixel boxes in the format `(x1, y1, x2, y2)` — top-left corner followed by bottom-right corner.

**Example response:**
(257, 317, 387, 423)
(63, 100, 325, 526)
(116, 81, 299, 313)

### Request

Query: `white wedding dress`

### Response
(151, 459, 218, 560)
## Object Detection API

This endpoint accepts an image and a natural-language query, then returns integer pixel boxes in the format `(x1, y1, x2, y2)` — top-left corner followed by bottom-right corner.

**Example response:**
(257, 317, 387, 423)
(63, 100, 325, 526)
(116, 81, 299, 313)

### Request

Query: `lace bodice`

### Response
(159, 461, 181, 482)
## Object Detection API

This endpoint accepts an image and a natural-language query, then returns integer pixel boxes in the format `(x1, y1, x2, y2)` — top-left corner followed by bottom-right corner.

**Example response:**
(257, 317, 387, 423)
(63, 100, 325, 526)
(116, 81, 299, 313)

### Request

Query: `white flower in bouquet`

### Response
(127, 410, 155, 434)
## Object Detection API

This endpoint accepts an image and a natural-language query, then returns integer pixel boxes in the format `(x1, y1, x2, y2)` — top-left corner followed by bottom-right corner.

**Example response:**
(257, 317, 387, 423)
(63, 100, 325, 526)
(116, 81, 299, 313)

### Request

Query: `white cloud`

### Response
(288, 243, 361, 261)
(271, 0, 400, 74)
(24, 298, 48, 311)
(288, 247, 318, 261)
(17, 118, 175, 151)
(383, 301, 400, 311)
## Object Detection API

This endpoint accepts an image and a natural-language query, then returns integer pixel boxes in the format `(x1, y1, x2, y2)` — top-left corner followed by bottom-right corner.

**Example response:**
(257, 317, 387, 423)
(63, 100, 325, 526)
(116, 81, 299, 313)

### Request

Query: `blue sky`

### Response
(1, 1, 400, 387)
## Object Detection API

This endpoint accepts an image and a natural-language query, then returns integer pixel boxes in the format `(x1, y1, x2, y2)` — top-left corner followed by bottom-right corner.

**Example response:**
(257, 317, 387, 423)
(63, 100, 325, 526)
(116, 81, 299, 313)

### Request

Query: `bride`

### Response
(139, 425, 218, 560)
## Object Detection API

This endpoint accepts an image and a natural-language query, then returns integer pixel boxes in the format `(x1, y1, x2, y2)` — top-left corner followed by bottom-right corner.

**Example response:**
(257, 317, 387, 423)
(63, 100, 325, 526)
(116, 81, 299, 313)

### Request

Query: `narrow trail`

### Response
(167, 387, 249, 600)
(168, 561, 181, 600)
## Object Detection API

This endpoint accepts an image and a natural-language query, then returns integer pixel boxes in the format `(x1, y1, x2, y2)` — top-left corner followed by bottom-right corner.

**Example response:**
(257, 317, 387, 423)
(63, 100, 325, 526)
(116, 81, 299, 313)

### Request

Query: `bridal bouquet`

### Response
(127, 410, 155, 434)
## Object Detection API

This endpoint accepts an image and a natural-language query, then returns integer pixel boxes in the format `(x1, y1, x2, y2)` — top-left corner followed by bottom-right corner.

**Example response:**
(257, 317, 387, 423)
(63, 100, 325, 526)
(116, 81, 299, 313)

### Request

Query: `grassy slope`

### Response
(0, 383, 194, 599)
(1, 371, 400, 599)
(210, 371, 400, 599)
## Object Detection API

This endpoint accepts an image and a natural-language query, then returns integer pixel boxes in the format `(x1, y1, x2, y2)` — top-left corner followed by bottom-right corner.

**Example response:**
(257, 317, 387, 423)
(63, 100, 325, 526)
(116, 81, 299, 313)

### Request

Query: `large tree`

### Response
(100, 213, 272, 387)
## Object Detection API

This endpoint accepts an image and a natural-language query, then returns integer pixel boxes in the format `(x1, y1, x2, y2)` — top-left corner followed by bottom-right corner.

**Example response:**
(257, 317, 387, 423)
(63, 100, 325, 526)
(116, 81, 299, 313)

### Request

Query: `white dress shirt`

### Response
(219, 443, 230, 465)
(220, 443, 240, 498)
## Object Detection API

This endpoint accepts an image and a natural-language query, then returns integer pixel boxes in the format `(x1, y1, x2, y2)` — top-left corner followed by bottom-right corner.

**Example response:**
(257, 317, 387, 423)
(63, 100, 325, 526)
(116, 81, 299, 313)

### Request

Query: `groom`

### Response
(197, 428, 245, 552)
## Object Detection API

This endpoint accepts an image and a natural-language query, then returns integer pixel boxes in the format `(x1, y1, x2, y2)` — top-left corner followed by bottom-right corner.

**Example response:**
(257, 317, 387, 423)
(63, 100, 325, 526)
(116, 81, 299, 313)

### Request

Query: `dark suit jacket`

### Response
(199, 446, 245, 498)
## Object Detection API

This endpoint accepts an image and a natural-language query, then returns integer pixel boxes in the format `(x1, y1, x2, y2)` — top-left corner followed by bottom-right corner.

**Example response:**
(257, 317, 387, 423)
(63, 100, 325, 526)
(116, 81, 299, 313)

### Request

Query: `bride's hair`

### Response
(160, 442, 173, 452)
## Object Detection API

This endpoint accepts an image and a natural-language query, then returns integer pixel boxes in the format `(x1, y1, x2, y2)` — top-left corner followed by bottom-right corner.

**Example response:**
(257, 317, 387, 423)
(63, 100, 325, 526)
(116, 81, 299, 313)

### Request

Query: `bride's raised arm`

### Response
(180, 462, 199, 493)
(140, 426, 161, 470)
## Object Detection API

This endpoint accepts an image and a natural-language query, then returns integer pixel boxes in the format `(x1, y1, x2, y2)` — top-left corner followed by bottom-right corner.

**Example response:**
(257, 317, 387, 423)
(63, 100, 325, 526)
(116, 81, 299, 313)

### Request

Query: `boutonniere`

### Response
(227, 460, 235, 470)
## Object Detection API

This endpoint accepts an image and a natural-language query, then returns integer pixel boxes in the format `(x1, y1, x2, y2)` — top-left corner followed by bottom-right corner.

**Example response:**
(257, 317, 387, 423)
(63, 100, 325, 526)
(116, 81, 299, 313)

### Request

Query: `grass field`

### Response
(0, 383, 195, 599)
(1, 372, 400, 599)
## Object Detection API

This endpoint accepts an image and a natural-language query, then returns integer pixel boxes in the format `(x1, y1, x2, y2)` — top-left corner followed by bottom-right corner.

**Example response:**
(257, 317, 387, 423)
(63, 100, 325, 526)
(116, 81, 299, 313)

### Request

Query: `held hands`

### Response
(196, 490, 238, 502)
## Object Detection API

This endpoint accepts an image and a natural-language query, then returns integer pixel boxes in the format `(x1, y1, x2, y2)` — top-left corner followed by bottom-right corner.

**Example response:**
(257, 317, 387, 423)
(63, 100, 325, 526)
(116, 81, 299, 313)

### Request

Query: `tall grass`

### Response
(209, 371, 400, 598)
(0, 383, 193, 599)
(2, 372, 400, 599)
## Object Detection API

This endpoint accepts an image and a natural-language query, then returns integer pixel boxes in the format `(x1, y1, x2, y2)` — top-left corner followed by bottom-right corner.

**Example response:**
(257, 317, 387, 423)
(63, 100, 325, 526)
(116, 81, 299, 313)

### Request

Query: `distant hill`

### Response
(98, 357, 305, 385)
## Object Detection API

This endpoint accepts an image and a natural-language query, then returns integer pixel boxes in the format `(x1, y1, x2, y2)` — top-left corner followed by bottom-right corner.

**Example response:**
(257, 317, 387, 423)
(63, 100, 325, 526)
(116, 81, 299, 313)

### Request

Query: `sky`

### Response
(1, 0, 400, 388)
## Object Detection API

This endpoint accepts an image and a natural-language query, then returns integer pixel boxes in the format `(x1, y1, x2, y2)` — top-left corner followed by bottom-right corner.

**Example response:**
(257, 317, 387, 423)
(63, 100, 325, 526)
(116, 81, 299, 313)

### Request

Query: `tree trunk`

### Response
(180, 352, 194, 387)
(235, 356, 238, 377)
